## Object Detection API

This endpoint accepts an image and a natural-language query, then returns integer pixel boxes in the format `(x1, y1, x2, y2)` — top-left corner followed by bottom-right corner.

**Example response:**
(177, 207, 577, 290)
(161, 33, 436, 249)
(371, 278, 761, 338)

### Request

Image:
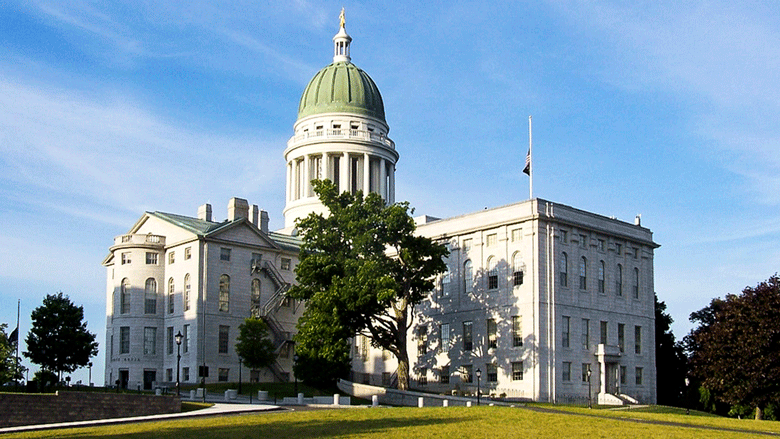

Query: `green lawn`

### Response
(6, 406, 777, 439)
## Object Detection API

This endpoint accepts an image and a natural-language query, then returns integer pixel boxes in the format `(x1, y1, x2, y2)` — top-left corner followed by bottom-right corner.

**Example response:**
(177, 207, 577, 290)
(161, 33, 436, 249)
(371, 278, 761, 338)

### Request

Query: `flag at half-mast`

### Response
(8, 327, 18, 345)
(523, 149, 531, 176)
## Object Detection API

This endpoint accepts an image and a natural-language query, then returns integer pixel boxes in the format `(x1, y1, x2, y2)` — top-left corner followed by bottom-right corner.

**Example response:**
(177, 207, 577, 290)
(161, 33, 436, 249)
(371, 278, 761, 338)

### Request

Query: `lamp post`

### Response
(685, 377, 690, 415)
(294, 354, 299, 396)
(587, 367, 592, 409)
(238, 357, 243, 395)
(88, 362, 93, 387)
(475, 368, 482, 406)
(175, 331, 183, 397)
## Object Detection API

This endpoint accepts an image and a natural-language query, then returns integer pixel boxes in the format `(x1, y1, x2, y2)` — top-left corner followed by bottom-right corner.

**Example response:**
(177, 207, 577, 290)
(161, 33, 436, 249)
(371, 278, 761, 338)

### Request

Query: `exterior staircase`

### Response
(257, 260, 293, 383)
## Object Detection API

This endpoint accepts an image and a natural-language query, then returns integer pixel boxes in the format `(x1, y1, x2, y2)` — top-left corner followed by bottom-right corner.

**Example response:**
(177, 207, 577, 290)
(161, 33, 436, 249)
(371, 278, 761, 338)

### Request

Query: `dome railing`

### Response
(288, 128, 395, 149)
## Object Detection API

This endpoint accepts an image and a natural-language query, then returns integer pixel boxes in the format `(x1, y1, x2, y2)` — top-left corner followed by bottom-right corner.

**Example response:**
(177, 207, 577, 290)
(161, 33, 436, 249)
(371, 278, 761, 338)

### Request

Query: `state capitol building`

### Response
(103, 12, 658, 405)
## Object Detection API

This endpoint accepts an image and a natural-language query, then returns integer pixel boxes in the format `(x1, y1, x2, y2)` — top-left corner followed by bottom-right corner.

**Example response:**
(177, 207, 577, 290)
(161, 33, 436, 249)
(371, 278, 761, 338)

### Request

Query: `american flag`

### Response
(523, 148, 531, 176)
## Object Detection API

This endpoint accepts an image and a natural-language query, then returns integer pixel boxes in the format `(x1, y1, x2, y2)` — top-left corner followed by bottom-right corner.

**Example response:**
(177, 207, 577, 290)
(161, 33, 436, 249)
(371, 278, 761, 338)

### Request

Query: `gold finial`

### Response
(339, 7, 346, 28)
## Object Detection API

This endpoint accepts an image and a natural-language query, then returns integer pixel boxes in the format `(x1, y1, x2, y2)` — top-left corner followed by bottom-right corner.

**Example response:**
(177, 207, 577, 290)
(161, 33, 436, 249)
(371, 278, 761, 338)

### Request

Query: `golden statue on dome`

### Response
(339, 7, 345, 28)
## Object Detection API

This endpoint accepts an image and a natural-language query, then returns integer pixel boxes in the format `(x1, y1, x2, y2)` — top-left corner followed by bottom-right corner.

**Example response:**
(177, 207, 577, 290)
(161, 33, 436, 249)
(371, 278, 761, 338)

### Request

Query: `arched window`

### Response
(633, 267, 640, 298)
(616, 264, 623, 296)
(464, 260, 473, 293)
(184, 274, 191, 311)
(598, 261, 605, 294)
(168, 278, 175, 314)
(441, 267, 451, 296)
(251, 278, 261, 317)
(120, 278, 130, 314)
(560, 253, 568, 287)
(579, 257, 587, 290)
(219, 274, 230, 312)
(487, 257, 498, 290)
(512, 252, 524, 286)
(144, 278, 157, 314)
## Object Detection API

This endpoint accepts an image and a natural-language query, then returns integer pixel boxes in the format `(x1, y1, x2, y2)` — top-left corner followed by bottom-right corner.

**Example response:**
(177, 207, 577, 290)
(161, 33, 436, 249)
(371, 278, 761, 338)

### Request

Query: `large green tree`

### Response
(654, 295, 687, 406)
(687, 275, 780, 420)
(24, 292, 98, 381)
(0, 323, 18, 385)
(234, 318, 276, 372)
(289, 180, 448, 390)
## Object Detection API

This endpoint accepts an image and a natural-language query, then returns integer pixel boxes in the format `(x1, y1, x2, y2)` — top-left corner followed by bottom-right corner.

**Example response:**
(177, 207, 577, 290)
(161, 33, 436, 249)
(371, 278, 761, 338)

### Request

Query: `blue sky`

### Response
(2, 1, 780, 384)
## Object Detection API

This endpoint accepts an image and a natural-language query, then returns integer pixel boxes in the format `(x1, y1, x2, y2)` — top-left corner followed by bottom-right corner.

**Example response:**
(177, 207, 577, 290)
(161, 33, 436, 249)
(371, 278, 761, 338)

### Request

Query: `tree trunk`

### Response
(396, 350, 410, 390)
(756, 406, 764, 420)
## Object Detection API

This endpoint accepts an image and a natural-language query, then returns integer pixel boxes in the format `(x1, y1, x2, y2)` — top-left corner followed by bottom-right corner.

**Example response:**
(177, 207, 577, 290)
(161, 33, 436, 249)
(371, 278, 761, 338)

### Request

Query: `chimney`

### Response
(198, 203, 212, 222)
(227, 198, 249, 221)
(260, 210, 270, 234)
(634, 214, 642, 226)
(249, 204, 260, 227)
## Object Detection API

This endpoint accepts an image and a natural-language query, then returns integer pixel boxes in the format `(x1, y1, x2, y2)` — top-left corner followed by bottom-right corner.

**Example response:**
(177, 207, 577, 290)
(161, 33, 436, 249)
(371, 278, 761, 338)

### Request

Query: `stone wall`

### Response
(0, 391, 180, 427)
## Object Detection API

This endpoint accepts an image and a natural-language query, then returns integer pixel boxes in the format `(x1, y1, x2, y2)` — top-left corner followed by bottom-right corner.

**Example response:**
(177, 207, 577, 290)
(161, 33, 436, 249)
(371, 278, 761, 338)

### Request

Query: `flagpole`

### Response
(528, 115, 533, 200)
(15, 299, 19, 388)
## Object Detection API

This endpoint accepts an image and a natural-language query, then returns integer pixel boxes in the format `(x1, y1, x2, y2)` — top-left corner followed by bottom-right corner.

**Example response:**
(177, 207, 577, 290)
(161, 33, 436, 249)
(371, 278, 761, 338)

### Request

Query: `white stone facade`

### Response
(103, 199, 301, 390)
(350, 199, 658, 404)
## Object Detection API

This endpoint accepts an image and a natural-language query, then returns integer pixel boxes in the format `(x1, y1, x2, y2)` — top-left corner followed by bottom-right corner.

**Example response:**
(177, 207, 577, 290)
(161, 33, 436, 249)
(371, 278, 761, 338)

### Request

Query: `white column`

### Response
(342, 152, 350, 193)
(323, 153, 330, 182)
(389, 164, 396, 204)
(303, 154, 311, 198)
(286, 161, 292, 202)
(379, 158, 387, 201)
(363, 153, 370, 194)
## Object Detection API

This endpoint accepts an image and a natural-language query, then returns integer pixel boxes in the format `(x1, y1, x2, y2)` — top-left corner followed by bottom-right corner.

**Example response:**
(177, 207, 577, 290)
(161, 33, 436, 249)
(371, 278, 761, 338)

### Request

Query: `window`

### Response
(464, 260, 474, 293)
(486, 233, 497, 247)
(560, 253, 568, 287)
(184, 246, 191, 260)
(512, 316, 523, 347)
(582, 363, 591, 382)
(618, 323, 625, 353)
(184, 274, 191, 311)
(183, 367, 190, 382)
(600, 321, 608, 345)
(440, 267, 451, 296)
(168, 251, 175, 265)
(463, 238, 472, 251)
(146, 252, 158, 265)
(143, 327, 156, 355)
(616, 264, 623, 296)
(635, 367, 643, 386)
(120, 279, 130, 314)
(167, 326, 174, 355)
(218, 325, 229, 354)
(633, 247, 639, 259)
(417, 326, 428, 356)
(166, 368, 173, 382)
(120, 326, 130, 354)
(440, 323, 450, 352)
(461, 365, 473, 383)
(512, 362, 524, 380)
(219, 274, 230, 312)
(615, 243, 622, 255)
(560, 230, 568, 243)
(579, 257, 587, 290)
(581, 318, 590, 349)
(218, 368, 229, 382)
(633, 267, 640, 298)
(463, 321, 473, 351)
(167, 278, 174, 314)
(144, 278, 157, 314)
(598, 239, 605, 251)
(183, 324, 190, 353)
(440, 365, 450, 384)
(562, 362, 571, 381)
(487, 364, 498, 382)
(599, 261, 604, 294)
(281, 258, 291, 270)
(487, 319, 497, 349)
(620, 366, 627, 385)
(251, 278, 261, 317)
(121, 252, 131, 265)
(512, 253, 524, 286)
(359, 335, 369, 361)
(418, 367, 427, 386)
(487, 257, 498, 290)
(562, 316, 570, 348)
(635, 326, 642, 355)
(220, 247, 231, 261)
(511, 228, 522, 242)
(579, 234, 587, 249)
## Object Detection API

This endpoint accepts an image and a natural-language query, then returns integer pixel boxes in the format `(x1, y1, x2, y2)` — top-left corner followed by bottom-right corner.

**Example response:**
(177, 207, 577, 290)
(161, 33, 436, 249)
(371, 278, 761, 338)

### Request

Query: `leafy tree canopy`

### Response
(654, 295, 687, 406)
(0, 323, 18, 385)
(234, 318, 276, 371)
(288, 180, 448, 390)
(687, 275, 780, 420)
(24, 292, 98, 381)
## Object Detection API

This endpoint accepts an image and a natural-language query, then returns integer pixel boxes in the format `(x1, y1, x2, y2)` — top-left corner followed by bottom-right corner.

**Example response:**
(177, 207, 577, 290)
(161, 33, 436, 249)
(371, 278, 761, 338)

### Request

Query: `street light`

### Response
(175, 331, 183, 397)
(238, 357, 243, 395)
(685, 377, 690, 415)
(294, 354, 299, 396)
(88, 362, 93, 387)
(475, 368, 482, 406)
(587, 367, 592, 409)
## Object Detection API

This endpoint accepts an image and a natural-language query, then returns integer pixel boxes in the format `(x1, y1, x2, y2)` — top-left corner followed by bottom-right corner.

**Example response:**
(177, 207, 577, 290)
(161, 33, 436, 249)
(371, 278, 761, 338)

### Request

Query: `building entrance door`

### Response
(143, 370, 156, 390)
(605, 363, 618, 394)
(119, 369, 129, 389)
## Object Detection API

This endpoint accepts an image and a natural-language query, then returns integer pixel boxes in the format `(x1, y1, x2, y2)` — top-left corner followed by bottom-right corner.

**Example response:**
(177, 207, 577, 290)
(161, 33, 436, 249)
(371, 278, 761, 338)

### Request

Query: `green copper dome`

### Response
(297, 61, 386, 122)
